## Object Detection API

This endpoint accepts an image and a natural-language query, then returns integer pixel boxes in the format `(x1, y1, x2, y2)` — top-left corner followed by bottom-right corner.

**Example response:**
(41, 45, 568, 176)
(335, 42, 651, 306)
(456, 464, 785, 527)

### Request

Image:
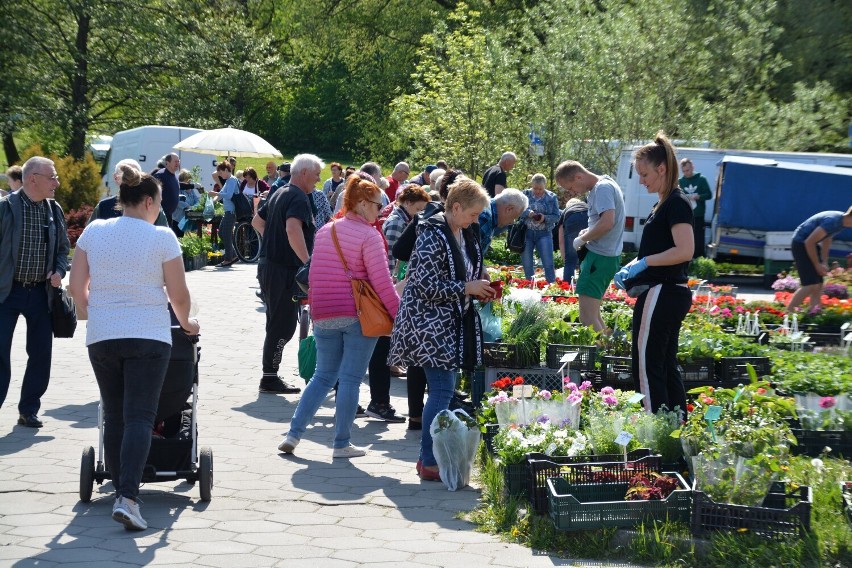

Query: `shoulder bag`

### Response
(331, 221, 393, 337)
(231, 183, 254, 221)
(506, 221, 527, 253)
(48, 201, 77, 338)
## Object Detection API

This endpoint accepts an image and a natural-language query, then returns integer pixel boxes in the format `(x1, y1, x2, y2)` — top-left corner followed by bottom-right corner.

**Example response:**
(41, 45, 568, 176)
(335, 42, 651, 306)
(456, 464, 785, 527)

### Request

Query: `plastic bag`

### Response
(430, 409, 481, 491)
(202, 193, 215, 222)
(479, 301, 502, 343)
(298, 336, 317, 382)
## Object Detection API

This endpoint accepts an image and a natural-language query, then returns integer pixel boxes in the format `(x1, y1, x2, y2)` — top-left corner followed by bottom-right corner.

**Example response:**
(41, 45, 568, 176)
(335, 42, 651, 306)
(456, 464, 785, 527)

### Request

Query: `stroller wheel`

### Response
(79, 446, 95, 503)
(198, 446, 213, 502)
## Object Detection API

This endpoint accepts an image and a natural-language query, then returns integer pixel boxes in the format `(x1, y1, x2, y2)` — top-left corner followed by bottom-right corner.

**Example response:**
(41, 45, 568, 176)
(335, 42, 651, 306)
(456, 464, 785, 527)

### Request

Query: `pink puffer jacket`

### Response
(308, 213, 400, 322)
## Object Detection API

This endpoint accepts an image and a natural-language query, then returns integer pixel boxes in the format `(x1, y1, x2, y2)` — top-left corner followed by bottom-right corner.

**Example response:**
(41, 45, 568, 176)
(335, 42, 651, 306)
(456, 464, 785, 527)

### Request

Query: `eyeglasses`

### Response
(368, 200, 383, 209)
(34, 173, 60, 182)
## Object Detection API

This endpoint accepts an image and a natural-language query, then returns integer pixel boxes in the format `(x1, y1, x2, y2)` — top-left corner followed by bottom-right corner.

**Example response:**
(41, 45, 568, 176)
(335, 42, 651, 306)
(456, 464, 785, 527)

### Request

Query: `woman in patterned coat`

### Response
(388, 177, 496, 481)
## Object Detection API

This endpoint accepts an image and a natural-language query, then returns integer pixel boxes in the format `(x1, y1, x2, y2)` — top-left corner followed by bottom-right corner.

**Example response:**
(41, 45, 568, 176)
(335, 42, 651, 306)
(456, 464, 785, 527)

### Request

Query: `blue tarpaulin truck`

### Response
(709, 156, 852, 285)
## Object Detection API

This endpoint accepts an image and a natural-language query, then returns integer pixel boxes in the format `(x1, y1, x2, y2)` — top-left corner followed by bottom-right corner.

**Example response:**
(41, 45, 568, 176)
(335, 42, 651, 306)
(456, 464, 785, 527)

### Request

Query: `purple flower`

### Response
(579, 380, 592, 391)
(559, 418, 574, 428)
(539, 390, 552, 400)
(820, 396, 836, 409)
(537, 415, 550, 424)
(603, 395, 618, 407)
(600, 386, 615, 395)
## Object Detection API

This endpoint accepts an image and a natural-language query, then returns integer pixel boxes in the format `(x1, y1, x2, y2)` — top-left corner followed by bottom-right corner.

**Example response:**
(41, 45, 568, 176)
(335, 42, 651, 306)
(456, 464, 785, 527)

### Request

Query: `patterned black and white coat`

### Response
(388, 212, 484, 371)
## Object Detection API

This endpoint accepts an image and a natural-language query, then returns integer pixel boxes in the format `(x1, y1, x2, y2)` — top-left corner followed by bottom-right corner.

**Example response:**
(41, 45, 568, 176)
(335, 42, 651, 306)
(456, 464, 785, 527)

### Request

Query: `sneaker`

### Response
(365, 402, 406, 423)
(112, 496, 147, 530)
(259, 377, 302, 394)
(355, 405, 367, 418)
(277, 435, 300, 454)
(332, 444, 367, 458)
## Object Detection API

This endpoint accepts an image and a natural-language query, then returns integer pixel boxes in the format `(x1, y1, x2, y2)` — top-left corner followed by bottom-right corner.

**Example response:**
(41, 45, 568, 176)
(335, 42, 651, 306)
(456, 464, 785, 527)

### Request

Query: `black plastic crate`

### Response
(599, 356, 633, 387)
(791, 429, 852, 458)
(504, 462, 529, 499)
(481, 423, 499, 456)
(482, 342, 541, 369)
(678, 358, 714, 383)
(545, 344, 597, 371)
(715, 357, 771, 382)
(473, 367, 581, 408)
(526, 449, 657, 514)
(547, 471, 691, 531)
(691, 481, 812, 540)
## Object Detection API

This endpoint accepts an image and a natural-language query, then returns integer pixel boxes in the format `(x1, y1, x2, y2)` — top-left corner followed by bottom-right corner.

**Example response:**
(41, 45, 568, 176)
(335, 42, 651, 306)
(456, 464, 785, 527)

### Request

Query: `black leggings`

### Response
(259, 261, 299, 376)
(631, 283, 692, 414)
(368, 336, 391, 405)
(407, 365, 427, 419)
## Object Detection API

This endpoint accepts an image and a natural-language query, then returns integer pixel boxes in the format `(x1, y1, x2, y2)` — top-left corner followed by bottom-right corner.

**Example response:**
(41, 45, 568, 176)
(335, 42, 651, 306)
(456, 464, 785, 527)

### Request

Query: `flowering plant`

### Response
(493, 420, 589, 465)
(625, 472, 681, 501)
(823, 283, 849, 299)
(772, 275, 800, 292)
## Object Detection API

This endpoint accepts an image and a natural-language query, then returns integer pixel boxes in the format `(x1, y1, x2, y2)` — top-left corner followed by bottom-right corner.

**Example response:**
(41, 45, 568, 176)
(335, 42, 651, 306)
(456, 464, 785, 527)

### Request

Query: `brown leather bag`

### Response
(331, 221, 393, 337)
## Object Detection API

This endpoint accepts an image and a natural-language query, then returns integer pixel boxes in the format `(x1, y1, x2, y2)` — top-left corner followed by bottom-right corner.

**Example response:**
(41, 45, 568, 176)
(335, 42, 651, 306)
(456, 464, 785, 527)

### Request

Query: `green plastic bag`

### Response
(298, 335, 317, 382)
(396, 260, 408, 281)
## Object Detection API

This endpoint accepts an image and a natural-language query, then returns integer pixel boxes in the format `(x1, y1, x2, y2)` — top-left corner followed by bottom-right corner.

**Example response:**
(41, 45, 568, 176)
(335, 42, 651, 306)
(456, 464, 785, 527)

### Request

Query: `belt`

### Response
(14, 280, 45, 288)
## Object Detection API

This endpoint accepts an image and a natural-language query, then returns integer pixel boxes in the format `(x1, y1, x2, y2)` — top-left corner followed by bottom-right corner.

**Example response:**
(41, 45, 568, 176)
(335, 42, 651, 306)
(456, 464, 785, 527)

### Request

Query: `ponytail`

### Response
(633, 131, 678, 206)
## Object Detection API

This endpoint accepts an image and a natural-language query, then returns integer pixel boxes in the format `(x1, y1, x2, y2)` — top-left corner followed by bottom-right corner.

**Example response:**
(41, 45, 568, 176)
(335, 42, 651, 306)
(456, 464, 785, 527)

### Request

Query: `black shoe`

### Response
(355, 405, 367, 418)
(454, 389, 469, 400)
(259, 377, 301, 394)
(17, 414, 43, 428)
(448, 395, 475, 415)
(407, 418, 422, 431)
(365, 402, 406, 423)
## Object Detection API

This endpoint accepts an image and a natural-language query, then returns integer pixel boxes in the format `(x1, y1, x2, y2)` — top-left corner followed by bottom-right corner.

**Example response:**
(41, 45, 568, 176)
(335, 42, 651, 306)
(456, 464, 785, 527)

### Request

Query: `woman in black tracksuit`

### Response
(614, 132, 694, 415)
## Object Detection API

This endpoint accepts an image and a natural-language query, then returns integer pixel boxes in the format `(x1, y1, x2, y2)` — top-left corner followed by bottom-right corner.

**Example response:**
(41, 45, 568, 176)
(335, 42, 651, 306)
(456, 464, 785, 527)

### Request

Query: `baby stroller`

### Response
(79, 326, 213, 502)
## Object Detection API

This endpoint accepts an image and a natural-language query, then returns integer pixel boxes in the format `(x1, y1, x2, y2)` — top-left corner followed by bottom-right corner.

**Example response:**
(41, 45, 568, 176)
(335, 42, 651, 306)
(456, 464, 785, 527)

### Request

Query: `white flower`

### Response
(811, 458, 824, 472)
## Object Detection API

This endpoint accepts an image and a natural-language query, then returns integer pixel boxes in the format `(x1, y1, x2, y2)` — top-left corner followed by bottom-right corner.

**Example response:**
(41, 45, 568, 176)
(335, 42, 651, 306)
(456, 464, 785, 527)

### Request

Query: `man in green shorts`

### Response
(555, 161, 625, 331)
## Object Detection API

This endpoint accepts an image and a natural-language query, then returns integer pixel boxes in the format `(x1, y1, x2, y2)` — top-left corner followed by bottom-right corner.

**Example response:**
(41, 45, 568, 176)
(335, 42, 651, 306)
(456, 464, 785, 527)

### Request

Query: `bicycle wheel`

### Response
(233, 221, 261, 263)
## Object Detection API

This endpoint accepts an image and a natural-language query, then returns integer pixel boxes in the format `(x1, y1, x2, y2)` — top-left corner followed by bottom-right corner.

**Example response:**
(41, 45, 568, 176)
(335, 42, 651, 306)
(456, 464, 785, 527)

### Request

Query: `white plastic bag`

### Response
(430, 409, 481, 491)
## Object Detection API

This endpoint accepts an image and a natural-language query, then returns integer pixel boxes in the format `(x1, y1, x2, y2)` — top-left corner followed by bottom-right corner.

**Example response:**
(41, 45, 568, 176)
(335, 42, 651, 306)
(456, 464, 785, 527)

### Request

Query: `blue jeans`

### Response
(0, 283, 53, 416)
(521, 228, 556, 283)
(88, 339, 171, 500)
(421, 366, 457, 467)
(287, 321, 377, 448)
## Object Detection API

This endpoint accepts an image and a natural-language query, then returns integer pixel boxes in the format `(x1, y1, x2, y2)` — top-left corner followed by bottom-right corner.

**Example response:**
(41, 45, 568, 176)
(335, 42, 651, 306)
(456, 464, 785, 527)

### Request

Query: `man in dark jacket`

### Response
(0, 156, 70, 428)
(153, 153, 181, 232)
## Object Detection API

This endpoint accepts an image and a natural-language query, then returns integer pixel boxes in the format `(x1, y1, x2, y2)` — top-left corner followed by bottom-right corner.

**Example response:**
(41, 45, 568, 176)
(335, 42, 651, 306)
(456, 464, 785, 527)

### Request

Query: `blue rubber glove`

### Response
(613, 267, 629, 290)
(626, 257, 648, 279)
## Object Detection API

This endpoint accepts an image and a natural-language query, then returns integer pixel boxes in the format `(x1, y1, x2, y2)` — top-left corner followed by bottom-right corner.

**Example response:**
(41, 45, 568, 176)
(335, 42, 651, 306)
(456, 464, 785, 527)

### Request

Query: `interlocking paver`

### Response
(0, 262, 645, 567)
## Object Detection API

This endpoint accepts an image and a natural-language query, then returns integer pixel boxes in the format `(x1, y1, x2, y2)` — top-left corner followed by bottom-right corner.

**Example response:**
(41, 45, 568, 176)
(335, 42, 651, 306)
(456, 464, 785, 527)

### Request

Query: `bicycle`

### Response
(233, 219, 261, 263)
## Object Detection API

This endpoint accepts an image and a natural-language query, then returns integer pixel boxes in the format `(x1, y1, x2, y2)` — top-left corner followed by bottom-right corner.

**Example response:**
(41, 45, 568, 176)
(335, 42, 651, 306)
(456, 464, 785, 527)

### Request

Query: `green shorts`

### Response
(576, 251, 621, 299)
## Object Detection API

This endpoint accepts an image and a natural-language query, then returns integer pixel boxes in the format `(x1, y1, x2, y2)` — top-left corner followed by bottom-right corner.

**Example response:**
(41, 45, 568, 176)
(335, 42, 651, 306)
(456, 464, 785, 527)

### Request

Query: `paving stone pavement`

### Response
(0, 262, 641, 567)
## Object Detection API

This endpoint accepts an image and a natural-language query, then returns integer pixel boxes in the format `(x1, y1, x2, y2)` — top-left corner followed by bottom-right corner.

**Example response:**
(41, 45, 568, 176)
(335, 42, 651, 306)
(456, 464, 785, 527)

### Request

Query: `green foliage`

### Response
(485, 236, 522, 267)
(769, 350, 852, 396)
(689, 257, 719, 280)
(179, 233, 213, 258)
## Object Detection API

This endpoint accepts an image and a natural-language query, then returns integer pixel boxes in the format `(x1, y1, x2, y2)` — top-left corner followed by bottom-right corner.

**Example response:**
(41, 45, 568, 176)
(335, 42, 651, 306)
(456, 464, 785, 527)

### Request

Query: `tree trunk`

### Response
(2, 130, 20, 166)
(68, 11, 90, 160)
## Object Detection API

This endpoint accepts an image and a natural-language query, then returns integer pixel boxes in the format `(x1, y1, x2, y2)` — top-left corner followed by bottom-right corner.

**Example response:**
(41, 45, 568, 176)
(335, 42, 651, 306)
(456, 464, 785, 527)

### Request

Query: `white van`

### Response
(616, 147, 852, 252)
(101, 126, 217, 196)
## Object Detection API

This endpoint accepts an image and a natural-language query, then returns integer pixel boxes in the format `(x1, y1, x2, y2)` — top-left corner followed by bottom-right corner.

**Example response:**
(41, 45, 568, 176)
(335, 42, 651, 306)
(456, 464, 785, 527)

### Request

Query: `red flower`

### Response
(513, 376, 525, 385)
(687, 404, 694, 413)
(756, 387, 766, 395)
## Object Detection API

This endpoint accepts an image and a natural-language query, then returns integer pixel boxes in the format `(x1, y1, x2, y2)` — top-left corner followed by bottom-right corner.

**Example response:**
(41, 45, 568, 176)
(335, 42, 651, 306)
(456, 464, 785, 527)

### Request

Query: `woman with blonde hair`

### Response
(389, 177, 496, 480)
(277, 176, 399, 458)
(614, 132, 693, 414)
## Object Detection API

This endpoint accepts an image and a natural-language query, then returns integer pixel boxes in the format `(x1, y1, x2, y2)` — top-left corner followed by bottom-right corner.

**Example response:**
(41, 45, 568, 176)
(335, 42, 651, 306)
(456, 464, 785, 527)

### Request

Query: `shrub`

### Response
(64, 205, 93, 248)
(21, 144, 103, 211)
(689, 257, 718, 279)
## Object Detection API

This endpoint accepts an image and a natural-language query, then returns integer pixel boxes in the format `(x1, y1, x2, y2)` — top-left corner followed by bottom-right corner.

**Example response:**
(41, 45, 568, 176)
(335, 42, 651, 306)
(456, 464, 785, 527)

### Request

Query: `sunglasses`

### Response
(368, 200, 382, 209)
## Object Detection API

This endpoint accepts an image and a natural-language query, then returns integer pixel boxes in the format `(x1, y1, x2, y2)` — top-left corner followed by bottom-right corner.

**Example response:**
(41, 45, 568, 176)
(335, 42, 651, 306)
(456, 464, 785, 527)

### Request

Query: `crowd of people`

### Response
(2, 136, 847, 530)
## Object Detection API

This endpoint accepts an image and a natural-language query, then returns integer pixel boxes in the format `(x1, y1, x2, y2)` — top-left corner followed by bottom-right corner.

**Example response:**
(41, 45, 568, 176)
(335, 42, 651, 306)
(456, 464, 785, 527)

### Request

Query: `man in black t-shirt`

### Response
(481, 152, 516, 197)
(252, 154, 323, 394)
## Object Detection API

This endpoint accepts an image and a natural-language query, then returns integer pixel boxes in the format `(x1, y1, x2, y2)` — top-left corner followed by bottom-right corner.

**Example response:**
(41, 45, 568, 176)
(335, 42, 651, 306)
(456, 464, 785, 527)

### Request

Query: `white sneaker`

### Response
(112, 496, 147, 530)
(332, 444, 367, 458)
(277, 435, 300, 453)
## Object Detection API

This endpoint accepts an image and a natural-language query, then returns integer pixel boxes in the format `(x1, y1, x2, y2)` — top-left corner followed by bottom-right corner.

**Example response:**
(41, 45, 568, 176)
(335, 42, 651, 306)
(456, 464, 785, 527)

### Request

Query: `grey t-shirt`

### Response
(585, 175, 625, 257)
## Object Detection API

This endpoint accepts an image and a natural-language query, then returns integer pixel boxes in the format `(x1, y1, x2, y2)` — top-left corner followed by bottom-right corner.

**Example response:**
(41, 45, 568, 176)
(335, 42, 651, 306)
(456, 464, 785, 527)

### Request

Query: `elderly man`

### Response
(477, 188, 529, 255)
(385, 162, 410, 202)
(263, 161, 278, 186)
(555, 160, 625, 332)
(270, 162, 291, 192)
(0, 157, 70, 428)
(408, 164, 435, 188)
(153, 153, 181, 232)
(482, 152, 517, 197)
(252, 154, 324, 395)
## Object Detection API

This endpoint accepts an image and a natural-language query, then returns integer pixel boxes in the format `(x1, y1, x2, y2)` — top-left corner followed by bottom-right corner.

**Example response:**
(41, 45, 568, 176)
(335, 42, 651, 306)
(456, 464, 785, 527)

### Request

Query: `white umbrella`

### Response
(172, 127, 283, 159)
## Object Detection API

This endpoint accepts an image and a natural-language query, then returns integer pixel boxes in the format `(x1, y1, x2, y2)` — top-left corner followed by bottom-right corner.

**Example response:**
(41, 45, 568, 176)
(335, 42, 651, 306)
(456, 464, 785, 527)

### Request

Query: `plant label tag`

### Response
(513, 385, 534, 399)
(732, 388, 745, 403)
(545, 443, 557, 456)
(704, 405, 722, 422)
(627, 393, 645, 404)
(614, 431, 633, 447)
(560, 352, 579, 363)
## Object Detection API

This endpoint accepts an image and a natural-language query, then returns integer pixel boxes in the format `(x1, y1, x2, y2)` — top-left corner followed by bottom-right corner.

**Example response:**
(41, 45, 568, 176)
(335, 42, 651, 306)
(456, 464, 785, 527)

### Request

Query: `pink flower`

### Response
(820, 396, 836, 409)
(600, 386, 615, 395)
(539, 390, 552, 400)
(564, 381, 578, 391)
(568, 393, 583, 404)
(579, 380, 592, 391)
(603, 395, 618, 407)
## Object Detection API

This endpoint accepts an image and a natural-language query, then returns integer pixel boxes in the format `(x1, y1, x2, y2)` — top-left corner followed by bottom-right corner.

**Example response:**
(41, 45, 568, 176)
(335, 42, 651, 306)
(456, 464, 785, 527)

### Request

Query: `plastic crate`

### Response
(599, 356, 633, 387)
(691, 481, 811, 540)
(482, 342, 541, 368)
(791, 429, 852, 458)
(526, 449, 657, 514)
(841, 482, 852, 525)
(482, 423, 499, 456)
(678, 358, 714, 383)
(547, 471, 691, 531)
(545, 344, 597, 371)
(715, 357, 771, 382)
(503, 462, 529, 499)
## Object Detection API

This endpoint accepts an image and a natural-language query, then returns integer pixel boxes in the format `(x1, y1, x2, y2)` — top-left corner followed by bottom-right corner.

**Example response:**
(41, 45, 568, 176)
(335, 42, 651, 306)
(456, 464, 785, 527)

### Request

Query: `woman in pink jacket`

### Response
(277, 176, 400, 459)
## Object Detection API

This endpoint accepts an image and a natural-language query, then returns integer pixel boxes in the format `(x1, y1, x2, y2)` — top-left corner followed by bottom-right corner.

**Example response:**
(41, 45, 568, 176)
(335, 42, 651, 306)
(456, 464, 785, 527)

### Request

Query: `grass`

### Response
(469, 451, 852, 567)
(223, 152, 356, 186)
